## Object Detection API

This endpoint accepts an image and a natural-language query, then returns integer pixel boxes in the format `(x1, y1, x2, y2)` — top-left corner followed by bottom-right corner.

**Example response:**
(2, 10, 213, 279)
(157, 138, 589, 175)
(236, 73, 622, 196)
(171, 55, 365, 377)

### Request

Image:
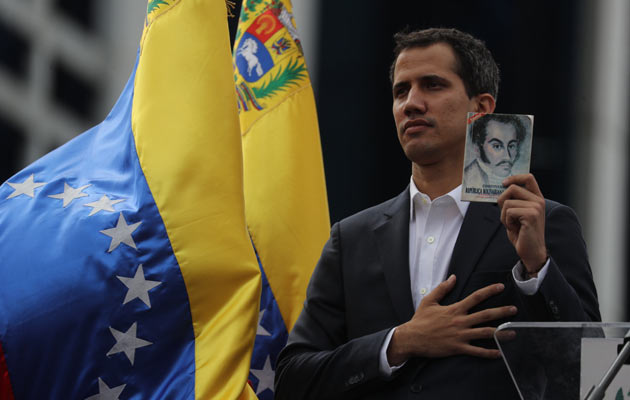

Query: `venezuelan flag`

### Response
(233, 1, 330, 397)
(0, 1, 260, 398)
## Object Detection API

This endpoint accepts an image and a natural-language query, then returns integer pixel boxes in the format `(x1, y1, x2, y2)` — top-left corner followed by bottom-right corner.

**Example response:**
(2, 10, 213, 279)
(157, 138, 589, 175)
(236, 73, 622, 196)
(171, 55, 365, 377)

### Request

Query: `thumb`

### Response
(423, 274, 456, 304)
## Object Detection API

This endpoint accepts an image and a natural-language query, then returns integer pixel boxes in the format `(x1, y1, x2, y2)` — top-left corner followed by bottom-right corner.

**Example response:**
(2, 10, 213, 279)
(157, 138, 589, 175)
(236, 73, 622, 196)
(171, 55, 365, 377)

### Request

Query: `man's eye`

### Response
(492, 144, 502, 150)
(394, 88, 408, 97)
(425, 81, 441, 89)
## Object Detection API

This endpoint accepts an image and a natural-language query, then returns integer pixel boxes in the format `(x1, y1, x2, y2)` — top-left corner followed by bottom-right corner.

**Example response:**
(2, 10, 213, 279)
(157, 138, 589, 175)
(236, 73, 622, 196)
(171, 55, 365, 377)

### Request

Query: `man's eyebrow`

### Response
(421, 74, 448, 82)
(392, 74, 449, 91)
(488, 138, 504, 144)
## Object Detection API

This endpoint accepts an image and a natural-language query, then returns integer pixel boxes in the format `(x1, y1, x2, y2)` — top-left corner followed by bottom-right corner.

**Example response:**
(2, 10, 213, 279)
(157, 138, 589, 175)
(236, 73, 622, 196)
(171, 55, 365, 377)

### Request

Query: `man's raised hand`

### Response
(498, 173, 547, 276)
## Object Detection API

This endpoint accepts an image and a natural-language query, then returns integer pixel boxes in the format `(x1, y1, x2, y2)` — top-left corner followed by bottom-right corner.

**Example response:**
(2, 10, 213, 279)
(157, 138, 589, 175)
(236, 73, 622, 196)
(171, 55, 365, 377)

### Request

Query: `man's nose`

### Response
(508, 148, 517, 159)
(500, 151, 512, 162)
(404, 86, 427, 116)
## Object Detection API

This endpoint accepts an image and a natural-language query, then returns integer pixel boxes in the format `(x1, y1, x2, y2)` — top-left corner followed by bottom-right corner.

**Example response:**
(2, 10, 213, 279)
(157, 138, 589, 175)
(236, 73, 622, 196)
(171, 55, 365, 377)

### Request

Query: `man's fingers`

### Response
(460, 344, 502, 359)
(495, 329, 517, 343)
(502, 173, 542, 196)
(500, 199, 536, 211)
(466, 305, 518, 326)
(498, 182, 539, 202)
(463, 326, 496, 341)
(422, 274, 456, 304)
(502, 207, 540, 232)
(498, 173, 544, 207)
(457, 283, 504, 311)
(500, 199, 543, 224)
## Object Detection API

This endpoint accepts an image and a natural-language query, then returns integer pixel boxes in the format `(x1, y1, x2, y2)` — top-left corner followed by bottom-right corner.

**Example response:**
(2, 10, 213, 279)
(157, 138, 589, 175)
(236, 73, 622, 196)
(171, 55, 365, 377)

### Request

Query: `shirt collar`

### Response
(409, 176, 469, 218)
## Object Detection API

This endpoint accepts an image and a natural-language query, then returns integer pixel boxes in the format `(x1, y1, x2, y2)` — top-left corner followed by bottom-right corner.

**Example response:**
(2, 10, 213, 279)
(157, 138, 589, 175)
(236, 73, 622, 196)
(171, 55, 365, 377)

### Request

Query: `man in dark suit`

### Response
(275, 28, 600, 399)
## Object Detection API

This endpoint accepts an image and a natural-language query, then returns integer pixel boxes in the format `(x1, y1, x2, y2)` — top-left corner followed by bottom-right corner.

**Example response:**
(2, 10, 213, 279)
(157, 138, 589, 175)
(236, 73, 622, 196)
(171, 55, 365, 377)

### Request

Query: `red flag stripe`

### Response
(0, 342, 14, 400)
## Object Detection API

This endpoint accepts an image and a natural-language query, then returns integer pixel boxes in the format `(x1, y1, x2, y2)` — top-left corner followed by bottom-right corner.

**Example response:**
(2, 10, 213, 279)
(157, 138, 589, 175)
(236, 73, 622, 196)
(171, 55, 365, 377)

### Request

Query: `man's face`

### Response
(392, 43, 480, 168)
(480, 120, 519, 177)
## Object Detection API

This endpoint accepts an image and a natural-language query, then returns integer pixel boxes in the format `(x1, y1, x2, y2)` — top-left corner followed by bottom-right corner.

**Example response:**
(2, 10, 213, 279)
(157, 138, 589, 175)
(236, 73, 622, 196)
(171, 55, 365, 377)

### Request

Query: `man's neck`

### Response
(411, 161, 462, 200)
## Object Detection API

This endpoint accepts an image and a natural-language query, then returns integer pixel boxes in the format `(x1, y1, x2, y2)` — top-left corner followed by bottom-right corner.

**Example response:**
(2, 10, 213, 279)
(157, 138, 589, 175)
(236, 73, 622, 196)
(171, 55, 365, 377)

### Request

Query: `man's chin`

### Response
(495, 168, 512, 177)
(402, 143, 436, 164)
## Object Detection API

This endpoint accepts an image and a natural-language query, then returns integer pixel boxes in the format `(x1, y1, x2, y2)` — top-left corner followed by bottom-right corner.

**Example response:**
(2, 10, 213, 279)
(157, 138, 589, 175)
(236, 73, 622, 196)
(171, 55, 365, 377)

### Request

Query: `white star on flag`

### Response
(257, 309, 271, 336)
(84, 377, 126, 400)
(117, 264, 162, 308)
(84, 195, 125, 216)
(6, 174, 46, 199)
(251, 356, 275, 395)
(99, 213, 142, 252)
(106, 322, 152, 365)
(48, 182, 91, 207)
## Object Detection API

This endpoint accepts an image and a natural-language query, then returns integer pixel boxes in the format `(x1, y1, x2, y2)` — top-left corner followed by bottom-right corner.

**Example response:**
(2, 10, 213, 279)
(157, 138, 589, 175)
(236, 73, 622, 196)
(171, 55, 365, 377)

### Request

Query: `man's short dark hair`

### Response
(471, 114, 526, 162)
(389, 28, 500, 100)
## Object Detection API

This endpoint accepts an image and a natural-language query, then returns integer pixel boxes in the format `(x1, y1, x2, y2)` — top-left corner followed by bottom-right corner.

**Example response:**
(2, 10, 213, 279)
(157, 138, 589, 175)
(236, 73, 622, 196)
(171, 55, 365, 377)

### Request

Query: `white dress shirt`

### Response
(378, 177, 549, 375)
(408, 180, 468, 310)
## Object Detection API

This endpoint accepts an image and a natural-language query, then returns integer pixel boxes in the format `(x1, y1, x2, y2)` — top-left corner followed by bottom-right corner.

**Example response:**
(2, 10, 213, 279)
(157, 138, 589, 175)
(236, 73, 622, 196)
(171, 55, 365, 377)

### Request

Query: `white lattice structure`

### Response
(0, 0, 145, 167)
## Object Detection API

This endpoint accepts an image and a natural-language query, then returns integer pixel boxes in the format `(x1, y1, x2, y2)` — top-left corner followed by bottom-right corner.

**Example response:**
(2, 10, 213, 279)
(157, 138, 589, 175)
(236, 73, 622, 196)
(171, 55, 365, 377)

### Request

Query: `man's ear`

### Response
(474, 93, 496, 114)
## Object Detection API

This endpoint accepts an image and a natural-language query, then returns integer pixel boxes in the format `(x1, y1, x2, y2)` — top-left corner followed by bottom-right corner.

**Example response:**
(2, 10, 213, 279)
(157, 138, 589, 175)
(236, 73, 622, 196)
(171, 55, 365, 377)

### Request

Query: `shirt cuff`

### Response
(379, 328, 406, 377)
(512, 258, 550, 295)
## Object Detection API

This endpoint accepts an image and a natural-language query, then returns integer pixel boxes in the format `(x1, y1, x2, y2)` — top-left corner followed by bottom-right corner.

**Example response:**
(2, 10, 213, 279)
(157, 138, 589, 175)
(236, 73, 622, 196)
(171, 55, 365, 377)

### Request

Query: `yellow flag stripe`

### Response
(243, 85, 329, 329)
(236, 0, 330, 331)
(133, 1, 261, 398)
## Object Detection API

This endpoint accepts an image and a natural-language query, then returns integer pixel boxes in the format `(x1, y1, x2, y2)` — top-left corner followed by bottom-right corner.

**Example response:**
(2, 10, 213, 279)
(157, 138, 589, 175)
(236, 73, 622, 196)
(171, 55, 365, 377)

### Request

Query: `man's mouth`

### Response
(403, 119, 434, 134)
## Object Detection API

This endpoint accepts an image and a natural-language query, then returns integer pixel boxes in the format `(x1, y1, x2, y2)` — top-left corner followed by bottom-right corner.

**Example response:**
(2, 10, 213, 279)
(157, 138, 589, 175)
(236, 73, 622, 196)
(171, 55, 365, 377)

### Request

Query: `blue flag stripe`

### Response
(0, 59, 196, 399)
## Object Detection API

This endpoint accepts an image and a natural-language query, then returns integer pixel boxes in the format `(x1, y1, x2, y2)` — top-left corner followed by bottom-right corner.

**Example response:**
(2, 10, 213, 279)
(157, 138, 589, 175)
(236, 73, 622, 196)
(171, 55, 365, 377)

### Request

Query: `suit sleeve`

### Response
(275, 222, 391, 400)
(516, 202, 601, 322)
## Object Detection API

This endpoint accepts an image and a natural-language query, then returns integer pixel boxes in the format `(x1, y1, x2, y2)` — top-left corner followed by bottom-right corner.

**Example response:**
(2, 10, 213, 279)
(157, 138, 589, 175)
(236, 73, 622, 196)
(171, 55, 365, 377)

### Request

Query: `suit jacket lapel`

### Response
(442, 201, 502, 305)
(373, 188, 415, 323)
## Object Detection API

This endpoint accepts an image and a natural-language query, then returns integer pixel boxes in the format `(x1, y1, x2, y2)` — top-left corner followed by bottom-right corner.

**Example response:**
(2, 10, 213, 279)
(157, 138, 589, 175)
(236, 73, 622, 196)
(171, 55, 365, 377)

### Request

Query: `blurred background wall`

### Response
(0, 0, 628, 321)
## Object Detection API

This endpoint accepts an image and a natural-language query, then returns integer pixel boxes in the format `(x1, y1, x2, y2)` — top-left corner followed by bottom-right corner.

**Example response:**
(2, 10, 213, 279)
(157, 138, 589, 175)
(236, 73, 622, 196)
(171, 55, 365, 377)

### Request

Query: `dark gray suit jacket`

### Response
(275, 188, 600, 399)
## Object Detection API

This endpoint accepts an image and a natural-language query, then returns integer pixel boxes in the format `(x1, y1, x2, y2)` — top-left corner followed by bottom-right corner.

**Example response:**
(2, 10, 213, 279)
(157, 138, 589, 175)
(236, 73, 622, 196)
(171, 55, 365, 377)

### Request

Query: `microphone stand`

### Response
(583, 337, 630, 400)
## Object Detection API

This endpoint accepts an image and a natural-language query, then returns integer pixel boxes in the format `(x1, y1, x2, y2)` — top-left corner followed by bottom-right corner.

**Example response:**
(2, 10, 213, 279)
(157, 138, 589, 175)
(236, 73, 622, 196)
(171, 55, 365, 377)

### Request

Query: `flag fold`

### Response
(0, 0, 261, 398)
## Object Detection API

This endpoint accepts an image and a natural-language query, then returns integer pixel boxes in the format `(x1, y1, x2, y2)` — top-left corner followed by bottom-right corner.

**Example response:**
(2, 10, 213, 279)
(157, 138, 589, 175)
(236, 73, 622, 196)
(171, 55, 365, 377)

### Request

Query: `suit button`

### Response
(549, 300, 560, 314)
(346, 372, 364, 386)
(410, 383, 422, 393)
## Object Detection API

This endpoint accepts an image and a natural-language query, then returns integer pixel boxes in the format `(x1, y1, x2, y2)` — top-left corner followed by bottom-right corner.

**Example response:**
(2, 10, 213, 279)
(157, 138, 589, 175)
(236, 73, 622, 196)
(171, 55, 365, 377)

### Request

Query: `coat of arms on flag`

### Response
(233, 0, 309, 131)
